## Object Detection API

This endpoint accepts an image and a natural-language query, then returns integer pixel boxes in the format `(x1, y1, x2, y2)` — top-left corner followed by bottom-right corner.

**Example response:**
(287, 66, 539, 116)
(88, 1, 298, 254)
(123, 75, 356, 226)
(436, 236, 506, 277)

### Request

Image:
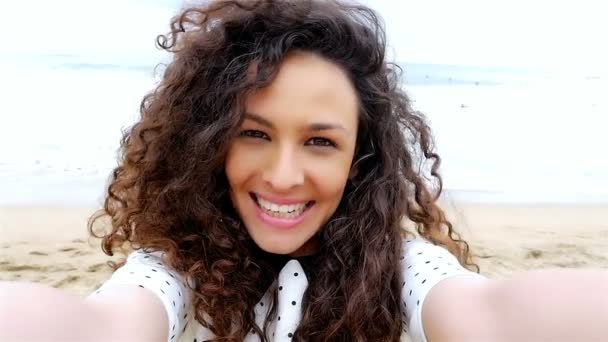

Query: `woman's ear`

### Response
(348, 165, 358, 180)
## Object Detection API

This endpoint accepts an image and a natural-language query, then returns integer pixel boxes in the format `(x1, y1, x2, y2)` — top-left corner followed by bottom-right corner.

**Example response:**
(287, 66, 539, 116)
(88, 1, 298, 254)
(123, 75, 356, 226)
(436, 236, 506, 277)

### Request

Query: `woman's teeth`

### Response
(256, 196, 308, 218)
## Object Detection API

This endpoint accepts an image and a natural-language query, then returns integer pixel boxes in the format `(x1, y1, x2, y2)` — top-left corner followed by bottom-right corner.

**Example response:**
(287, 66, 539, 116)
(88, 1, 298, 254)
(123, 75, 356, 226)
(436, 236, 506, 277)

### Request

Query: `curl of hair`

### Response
(89, 0, 479, 340)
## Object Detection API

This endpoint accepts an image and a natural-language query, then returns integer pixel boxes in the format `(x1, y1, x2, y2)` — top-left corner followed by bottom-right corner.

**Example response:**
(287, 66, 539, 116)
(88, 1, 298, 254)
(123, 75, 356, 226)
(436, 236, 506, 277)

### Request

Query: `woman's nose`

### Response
(261, 146, 304, 191)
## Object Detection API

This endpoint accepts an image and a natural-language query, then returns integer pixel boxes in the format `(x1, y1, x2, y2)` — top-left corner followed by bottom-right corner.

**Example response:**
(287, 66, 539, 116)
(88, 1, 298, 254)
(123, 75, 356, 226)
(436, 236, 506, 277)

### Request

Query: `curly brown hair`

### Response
(88, 0, 478, 340)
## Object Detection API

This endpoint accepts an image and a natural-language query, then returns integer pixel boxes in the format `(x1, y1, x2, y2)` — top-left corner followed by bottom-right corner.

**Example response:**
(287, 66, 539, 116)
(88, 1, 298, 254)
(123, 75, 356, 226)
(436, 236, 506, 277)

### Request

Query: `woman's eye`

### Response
(239, 130, 269, 140)
(306, 137, 336, 147)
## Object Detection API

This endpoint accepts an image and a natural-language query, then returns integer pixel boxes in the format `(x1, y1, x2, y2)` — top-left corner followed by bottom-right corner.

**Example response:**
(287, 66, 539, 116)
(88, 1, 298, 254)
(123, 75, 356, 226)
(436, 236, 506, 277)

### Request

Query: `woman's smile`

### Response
(252, 192, 314, 218)
(250, 192, 316, 229)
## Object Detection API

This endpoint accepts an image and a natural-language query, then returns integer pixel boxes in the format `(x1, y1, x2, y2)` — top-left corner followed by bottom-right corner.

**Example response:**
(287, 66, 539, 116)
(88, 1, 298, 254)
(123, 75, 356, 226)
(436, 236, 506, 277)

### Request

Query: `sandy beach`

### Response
(1, 203, 607, 298)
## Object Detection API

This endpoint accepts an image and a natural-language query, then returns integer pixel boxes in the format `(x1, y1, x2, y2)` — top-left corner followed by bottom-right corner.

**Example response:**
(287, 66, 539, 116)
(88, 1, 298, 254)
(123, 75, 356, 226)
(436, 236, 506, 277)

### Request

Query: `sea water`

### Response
(403, 63, 607, 204)
(0, 57, 606, 205)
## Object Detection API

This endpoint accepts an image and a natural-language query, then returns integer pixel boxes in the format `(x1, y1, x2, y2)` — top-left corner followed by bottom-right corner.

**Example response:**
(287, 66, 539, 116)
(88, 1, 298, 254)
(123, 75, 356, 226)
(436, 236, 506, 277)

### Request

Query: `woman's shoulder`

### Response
(400, 238, 458, 261)
(398, 238, 482, 302)
(117, 249, 193, 289)
(398, 238, 485, 342)
(92, 249, 195, 342)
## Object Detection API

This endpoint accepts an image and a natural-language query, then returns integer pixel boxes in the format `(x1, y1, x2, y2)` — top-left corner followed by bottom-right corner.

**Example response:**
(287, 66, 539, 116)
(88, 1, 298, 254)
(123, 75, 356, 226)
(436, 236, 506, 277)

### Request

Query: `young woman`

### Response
(1, 1, 607, 341)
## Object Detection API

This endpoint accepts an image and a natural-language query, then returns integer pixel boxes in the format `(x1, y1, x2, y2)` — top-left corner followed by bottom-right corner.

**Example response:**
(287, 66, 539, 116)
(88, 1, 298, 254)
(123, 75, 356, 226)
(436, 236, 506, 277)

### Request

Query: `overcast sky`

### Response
(1, 0, 606, 72)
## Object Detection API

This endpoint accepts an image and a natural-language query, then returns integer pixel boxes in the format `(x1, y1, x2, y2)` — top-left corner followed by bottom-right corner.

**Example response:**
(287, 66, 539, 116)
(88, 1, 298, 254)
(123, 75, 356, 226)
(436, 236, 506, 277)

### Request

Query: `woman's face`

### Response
(225, 51, 359, 256)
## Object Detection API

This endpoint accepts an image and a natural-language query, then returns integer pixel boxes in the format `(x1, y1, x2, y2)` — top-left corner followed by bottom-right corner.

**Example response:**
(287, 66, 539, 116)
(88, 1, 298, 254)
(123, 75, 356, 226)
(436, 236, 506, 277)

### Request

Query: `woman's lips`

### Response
(251, 192, 312, 205)
(250, 193, 314, 229)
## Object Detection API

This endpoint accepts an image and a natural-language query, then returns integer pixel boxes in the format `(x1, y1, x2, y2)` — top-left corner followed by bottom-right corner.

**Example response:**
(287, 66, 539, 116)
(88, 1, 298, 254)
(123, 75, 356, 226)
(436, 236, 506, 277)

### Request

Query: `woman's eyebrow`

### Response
(244, 112, 274, 129)
(245, 112, 347, 132)
(308, 122, 347, 132)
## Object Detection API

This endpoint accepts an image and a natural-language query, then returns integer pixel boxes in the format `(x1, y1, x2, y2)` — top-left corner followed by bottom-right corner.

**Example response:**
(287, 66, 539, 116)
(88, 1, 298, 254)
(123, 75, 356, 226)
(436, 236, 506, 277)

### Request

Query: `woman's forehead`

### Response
(244, 52, 359, 130)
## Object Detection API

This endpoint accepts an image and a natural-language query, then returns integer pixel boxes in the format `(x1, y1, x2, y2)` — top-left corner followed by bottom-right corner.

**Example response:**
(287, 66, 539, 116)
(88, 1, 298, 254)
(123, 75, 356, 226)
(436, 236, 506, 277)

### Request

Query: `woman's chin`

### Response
(255, 239, 303, 255)
(245, 231, 302, 255)
(249, 233, 317, 257)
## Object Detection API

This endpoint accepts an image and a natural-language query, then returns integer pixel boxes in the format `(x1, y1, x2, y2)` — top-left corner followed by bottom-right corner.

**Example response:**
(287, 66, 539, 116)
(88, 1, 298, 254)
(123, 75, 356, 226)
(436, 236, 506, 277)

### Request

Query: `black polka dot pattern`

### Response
(90, 239, 484, 342)
(250, 259, 308, 341)
(90, 249, 192, 342)
(400, 239, 486, 342)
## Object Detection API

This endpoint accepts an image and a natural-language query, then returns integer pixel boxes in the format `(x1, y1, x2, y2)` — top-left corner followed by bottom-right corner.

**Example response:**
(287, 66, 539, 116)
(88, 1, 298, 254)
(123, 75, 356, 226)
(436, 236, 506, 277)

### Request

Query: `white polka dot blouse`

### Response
(91, 239, 485, 342)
